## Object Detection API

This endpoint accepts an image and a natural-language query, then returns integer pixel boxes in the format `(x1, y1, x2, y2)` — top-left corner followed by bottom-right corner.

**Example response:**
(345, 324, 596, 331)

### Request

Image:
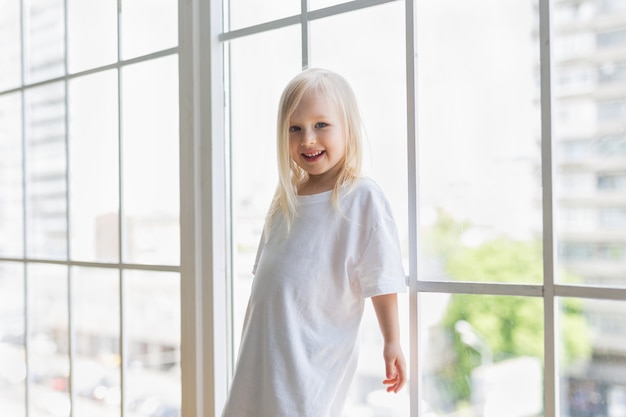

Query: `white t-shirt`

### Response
(221, 177, 406, 417)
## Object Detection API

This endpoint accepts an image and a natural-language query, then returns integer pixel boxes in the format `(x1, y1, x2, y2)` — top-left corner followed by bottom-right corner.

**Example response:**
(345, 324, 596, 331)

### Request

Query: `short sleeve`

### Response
(353, 218, 407, 298)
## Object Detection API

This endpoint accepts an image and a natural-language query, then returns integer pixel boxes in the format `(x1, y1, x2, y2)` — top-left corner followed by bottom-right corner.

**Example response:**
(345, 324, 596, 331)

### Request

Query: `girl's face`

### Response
(288, 88, 346, 190)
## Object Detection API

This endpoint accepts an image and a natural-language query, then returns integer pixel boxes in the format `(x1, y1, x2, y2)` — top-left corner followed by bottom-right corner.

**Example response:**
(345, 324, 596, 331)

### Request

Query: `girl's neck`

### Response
(298, 179, 335, 195)
(298, 173, 341, 195)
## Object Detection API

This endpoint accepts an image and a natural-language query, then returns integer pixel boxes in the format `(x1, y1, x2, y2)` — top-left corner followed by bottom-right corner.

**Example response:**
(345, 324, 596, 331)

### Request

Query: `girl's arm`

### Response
(371, 293, 407, 393)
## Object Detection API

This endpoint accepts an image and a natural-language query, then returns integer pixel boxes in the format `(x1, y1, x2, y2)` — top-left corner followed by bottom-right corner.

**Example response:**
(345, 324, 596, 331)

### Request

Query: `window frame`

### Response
(5, 0, 626, 416)
(4, 0, 626, 416)
(178, 0, 229, 416)
(181, 0, 626, 416)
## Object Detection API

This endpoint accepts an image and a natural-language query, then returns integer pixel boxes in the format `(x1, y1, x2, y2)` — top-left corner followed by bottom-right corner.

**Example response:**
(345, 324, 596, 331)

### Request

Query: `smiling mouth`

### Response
(302, 150, 325, 160)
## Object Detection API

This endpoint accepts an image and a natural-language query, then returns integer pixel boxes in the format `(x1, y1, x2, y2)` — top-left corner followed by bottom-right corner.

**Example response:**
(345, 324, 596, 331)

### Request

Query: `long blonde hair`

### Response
(267, 68, 364, 233)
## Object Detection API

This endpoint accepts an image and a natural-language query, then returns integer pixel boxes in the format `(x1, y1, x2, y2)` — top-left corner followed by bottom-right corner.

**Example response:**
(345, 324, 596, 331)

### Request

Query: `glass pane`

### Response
(417, 0, 542, 284)
(25, 82, 68, 260)
(343, 297, 410, 417)
(422, 293, 544, 417)
(27, 263, 70, 417)
(121, 56, 179, 266)
(120, 0, 177, 60)
(67, 0, 117, 73)
(69, 71, 119, 263)
(228, 25, 301, 359)
(72, 267, 121, 417)
(553, 1, 626, 288)
(0, 93, 24, 257)
(310, 1, 408, 260)
(559, 297, 626, 417)
(0, 0, 22, 90)
(310, 4, 409, 416)
(228, 0, 299, 32)
(0, 262, 26, 417)
(124, 270, 180, 417)
(24, 0, 65, 84)
(309, 0, 346, 11)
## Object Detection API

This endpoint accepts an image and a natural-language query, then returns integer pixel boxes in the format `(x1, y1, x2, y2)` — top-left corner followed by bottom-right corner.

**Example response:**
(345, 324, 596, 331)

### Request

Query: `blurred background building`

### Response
(552, 1, 626, 415)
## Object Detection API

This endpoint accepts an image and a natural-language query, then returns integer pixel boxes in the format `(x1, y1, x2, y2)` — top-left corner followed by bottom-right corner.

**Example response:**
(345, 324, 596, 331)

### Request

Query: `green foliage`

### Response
(446, 238, 544, 284)
(561, 298, 592, 364)
(426, 214, 592, 405)
(421, 209, 470, 259)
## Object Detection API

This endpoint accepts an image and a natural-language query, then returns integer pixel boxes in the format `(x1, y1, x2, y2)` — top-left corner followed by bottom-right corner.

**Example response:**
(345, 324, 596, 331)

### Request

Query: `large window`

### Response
(3, 1, 626, 417)
(219, 0, 626, 416)
(0, 1, 181, 417)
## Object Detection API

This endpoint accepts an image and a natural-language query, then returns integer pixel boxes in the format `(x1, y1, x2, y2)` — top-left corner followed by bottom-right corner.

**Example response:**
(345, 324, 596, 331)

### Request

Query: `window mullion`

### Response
(19, 0, 30, 416)
(179, 0, 228, 416)
(539, 0, 557, 415)
(301, 0, 310, 69)
(62, 0, 76, 415)
(405, 0, 419, 416)
(116, 1, 126, 415)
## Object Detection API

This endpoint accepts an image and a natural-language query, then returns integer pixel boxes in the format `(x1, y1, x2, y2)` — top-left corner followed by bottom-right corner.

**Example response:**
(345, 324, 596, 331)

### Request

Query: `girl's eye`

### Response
(289, 126, 300, 132)
(315, 122, 328, 128)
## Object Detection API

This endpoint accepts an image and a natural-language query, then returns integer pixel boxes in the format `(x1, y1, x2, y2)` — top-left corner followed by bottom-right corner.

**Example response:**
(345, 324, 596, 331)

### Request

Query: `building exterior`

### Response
(552, 1, 626, 415)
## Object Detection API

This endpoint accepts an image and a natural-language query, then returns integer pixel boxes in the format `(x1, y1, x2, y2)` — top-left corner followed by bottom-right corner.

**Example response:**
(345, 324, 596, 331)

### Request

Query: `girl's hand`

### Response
(382, 341, 406, 393)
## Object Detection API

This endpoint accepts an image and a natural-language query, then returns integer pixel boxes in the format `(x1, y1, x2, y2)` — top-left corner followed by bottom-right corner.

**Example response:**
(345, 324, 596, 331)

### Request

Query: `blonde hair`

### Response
(267, 68, 364, 232)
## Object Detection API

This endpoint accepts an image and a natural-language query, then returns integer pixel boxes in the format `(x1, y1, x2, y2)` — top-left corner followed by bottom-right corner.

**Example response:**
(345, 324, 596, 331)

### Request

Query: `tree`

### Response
(423, 213, 591, 408)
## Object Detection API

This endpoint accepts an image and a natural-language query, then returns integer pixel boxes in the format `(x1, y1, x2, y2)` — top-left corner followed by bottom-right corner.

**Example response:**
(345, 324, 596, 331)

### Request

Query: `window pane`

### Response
(124, 270, 180, 417)
(121, 56, 179, 266)
(417, 0, 542, 284)
(0, 262, 26, 417)
(0, 0, 22, 90)
(344, 297, 410, 417)
(553, 1, 626, 288)
(120, 0, 177, 60)
(228, 0, 299, 31)
(67, 0, 117, 73)
(228, 25, 301, 358)
(422, 293, 544, 417)
(27, 263, 70, 417)
(25, 82, 68, 260)
(310, 4, 410, 416)
(24, 0, 65, 84)
(559, 297, 626, 417)
(69, 71, 119, 263)
(310, 1, 408, 261)
(0, 93, 24, 257)
(72, 267, 121, 417)
(309, 0, 346, 10)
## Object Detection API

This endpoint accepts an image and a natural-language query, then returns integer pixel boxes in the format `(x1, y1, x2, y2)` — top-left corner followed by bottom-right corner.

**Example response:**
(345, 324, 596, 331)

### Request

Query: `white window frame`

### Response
(178, 1, 626, 417)
(178, 1, 229, 417)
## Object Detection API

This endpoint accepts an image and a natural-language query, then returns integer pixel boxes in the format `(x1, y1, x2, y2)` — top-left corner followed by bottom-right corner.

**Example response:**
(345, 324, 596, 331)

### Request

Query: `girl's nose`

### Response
(301, 129, 315, 145)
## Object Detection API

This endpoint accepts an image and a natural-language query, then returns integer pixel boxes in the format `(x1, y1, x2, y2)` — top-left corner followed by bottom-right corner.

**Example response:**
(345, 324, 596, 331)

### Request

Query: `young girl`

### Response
(221, 68, 407, 417)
